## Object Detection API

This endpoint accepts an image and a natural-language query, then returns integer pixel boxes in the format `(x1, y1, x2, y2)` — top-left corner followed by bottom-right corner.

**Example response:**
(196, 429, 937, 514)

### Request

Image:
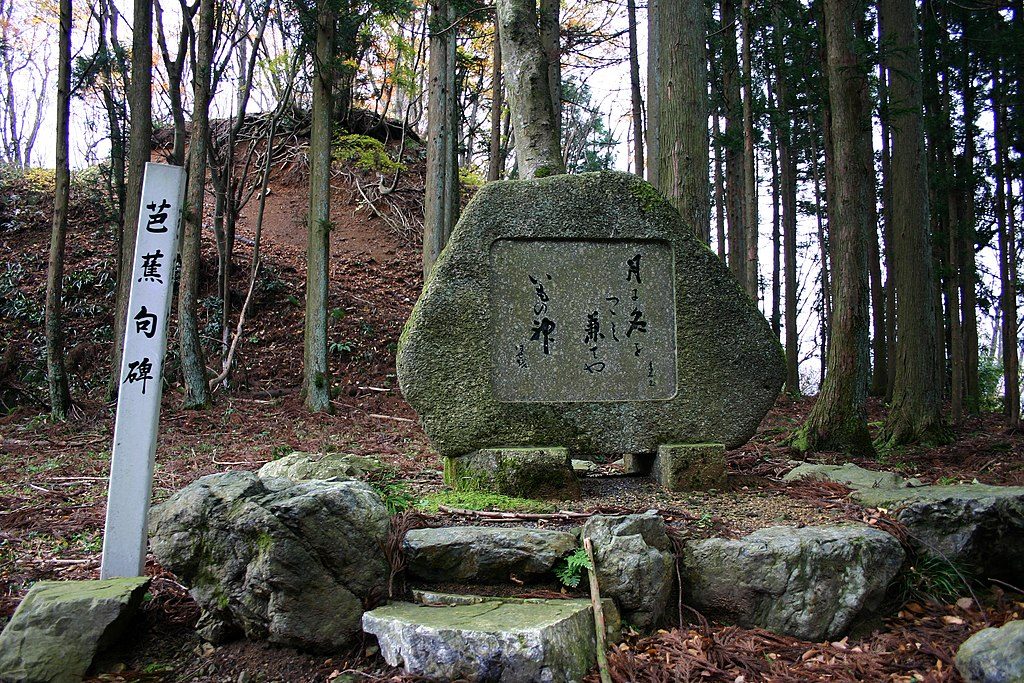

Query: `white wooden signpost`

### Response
(101, 162, 187, 579)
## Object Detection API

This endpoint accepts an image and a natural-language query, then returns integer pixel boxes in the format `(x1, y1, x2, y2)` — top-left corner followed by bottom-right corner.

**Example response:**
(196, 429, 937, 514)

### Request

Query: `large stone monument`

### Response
(398, 171, 784, 496)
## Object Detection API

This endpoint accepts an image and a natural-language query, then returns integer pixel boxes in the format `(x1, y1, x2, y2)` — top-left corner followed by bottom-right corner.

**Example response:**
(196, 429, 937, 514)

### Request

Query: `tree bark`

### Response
(721, 0, 747, 288)
(714, 113, 726, 260)
(794, 0, 874, 456)
(627, 0, 644, 177)
(878, 46, 897, 400)
(496, 0, 564, 178)
(993, 64, 1020, 427)
(301, 1, 335, 413)
(647, 0, 709, 242)
(487, 22, 504, 182)
(539, 0, 560, 141)
(178, 0, 213, 409)
(46, 0, 72, 419)
(959, 44, 980, 413)
(108, 0, 153, 401)
(878, 0, 945, 446)
(423, 0, 460, 279)
(741, 0, 758, 296)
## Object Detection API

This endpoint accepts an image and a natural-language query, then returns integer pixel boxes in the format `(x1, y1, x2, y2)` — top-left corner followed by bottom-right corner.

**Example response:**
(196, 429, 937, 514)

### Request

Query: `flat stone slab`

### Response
(397, 171, 784, 458)
(851, 484, 1024, 579)
(443, 447, 581, 500)
(362, 598, 607, 682)
(683, 525, 904, 641)
(404, 526, 578, 583)
(783, 462, 920, 490)
(0, 577, 149, 683)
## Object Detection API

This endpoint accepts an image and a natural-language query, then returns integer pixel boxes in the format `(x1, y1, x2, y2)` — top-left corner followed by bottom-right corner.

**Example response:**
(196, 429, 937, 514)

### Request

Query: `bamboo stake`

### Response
(583, 536, 613, 683)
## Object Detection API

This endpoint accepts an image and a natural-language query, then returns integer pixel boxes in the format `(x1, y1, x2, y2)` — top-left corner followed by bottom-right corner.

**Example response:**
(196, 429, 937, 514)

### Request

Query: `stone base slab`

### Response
(653, 443, 726, 491)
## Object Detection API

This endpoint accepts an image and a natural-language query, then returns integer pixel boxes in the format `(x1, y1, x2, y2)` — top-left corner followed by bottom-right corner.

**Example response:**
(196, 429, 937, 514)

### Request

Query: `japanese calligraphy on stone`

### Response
(490, 239, 677, 402)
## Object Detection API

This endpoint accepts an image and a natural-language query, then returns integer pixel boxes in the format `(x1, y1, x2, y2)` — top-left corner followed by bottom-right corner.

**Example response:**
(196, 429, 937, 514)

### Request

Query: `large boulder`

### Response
(363, 597, 611, 682)
(0, 577, 149, 683)
(852, 485, 1024, 580)
(581, 513, 674, 631)
(956, 620, 1024, 683)
(257, 452, 382, 481)
(149, 471, 390, 652)
(404, 526, 577, 583)
(397, 171, 784, 458)
(683, 525, 904, 641)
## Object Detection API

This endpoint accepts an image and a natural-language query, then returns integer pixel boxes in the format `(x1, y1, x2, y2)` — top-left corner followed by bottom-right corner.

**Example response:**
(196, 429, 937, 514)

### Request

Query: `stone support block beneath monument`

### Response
(443, 447, 581, 500)
(653, 444, 726, 491)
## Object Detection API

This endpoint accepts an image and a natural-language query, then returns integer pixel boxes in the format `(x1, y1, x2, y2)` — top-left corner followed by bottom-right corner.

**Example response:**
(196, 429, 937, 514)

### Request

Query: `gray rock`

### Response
(149, 471, 390, 652)
(581, 513, 674, 631)
(404, 526, 578, 583)
(362, 598, 607, 682)
(572, 459, 601, 474)
(783, 462, 913, 490)
(257, 452, 381, 481)
(956, 620, 1024, 683)
(0, 577, 149, 683)
(397, 171, 784, 460)
(852, 485, 1024, 580)
(443, 448, 581, 500)
(683, 525, 904, 641)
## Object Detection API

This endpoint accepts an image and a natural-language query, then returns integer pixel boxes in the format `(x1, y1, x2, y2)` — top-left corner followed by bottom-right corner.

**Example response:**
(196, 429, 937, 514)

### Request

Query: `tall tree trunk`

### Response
(721, 0, 747, 286)
(769, 87, 781, 340)
(178, 0, 213, 409)
(959, 50, 980, 413)
(301, 1, 335, 413)
(647, 0, 710, 242)
(46, 0, 72, 419)
(627, 0, 644, 177)
(497, 0, 564, 178)
(809, 117, 831, 370)
(741, 0, 758, 296)
(773, 7, 800, 396)
(994, 64, 1020, 427)
(714, 113, 726, 260)
(861, 29, 886, 398)
(487, 22, 504, 182)
(794, 0, 874, 456)
(878, 0, 945, 446)
(423, 0, 460, 279)
(108, 0, 153, 400)
(878, 47, 897, 400)
(539, 0, 560, 141)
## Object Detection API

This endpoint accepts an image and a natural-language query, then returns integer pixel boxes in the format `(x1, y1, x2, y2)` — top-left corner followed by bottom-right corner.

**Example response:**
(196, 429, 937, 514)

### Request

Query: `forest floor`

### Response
(1, 156, 1023, 682)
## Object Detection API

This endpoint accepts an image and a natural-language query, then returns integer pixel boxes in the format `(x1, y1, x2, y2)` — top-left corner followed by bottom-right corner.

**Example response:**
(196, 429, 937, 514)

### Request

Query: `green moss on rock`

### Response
(443, 448, 581, 501)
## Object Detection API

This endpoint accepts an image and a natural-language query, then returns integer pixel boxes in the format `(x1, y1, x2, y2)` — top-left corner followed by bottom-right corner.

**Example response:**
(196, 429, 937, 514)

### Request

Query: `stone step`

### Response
(362, 593, 619, 683)
(403, 526, 578, 584)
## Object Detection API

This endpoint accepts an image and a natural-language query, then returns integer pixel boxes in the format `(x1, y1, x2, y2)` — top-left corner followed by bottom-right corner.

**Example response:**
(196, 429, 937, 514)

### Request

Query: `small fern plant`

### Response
(555, 547, 593, 588)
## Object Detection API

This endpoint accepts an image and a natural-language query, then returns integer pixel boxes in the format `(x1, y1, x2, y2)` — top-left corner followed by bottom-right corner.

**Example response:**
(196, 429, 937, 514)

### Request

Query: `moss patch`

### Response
(417, 491, 556, 514)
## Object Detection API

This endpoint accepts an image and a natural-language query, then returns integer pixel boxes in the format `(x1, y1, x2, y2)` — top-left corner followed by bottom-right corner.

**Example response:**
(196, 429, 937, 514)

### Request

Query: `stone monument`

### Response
(397, 171, 784, 497)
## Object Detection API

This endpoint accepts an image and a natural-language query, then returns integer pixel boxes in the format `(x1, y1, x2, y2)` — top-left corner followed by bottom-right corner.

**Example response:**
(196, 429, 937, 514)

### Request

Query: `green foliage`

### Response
(555, 546, 593, 588)
(900, 555, 975, 605)
(329, 340, 354, 355)
(333, 134, 405, 174)
(459, 166, 485, 192)
(365, 465, 415, 515)
(417, 491, 556, 514)
(560, 77, 617, 174)
(978, 352, 1004, 412)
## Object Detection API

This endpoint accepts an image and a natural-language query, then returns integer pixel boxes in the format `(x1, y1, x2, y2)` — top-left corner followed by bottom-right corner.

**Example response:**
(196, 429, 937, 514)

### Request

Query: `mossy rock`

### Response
(397, 171, 784, 459)
(443, 448, 581, 501)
